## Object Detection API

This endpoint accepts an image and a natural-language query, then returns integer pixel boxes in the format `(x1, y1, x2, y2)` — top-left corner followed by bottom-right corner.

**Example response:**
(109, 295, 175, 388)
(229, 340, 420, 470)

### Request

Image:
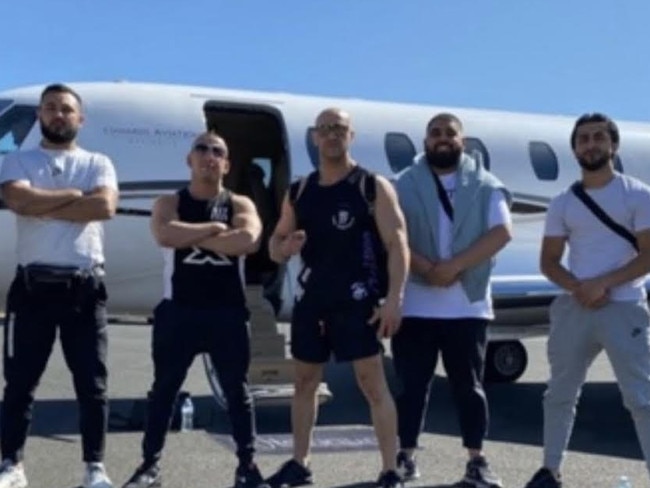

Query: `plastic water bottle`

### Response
(615, 475, 632, 488)
(180, 396, 194, 432)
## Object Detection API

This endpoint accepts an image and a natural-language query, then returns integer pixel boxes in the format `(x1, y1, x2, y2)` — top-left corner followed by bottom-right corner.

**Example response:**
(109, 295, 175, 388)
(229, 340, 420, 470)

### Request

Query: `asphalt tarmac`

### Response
(0, 325, 647, 488)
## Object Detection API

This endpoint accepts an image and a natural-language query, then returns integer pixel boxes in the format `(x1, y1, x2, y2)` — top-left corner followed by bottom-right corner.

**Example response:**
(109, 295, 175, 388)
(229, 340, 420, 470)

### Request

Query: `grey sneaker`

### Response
(396, 451, 420, 481)
(0, 460, 27, 488)
(458, 456, 502, 488)
(524, 468, 562, 488)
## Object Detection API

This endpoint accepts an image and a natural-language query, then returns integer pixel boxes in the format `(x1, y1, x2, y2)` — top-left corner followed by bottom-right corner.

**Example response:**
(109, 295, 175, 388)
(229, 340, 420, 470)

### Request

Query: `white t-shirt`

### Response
(0, 146, 118, 269)
(544, 173, 650, 301)
(402, 172, 512, 319)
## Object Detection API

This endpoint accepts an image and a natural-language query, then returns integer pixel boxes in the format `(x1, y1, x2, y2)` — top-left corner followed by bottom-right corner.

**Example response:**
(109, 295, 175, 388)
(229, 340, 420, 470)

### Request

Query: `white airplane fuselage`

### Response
(1, 81, 649, 385)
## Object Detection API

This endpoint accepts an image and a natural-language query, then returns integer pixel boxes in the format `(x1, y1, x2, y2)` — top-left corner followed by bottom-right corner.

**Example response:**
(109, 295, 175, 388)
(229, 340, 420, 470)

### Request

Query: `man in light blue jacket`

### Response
(392, 113, 512, 488)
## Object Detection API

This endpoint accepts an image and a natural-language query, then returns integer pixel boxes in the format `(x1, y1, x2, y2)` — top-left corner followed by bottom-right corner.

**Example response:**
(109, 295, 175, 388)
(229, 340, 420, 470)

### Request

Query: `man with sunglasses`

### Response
(267, 108, 409, 488)
(392, 113, 511, 487)
(121, 132, 270, 488)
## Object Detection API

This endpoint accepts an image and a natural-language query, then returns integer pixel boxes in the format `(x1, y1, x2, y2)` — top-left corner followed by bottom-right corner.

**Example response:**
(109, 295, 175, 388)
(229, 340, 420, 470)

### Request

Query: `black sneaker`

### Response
(266, 459, 313, 488)
(524, 468, 562, 488)
(235, 463, 271, 488)
(457, 456, 502, 488)
(376, 470, 404, 488)
(396, 451, 420, 481)
(122, 463, 161, 488)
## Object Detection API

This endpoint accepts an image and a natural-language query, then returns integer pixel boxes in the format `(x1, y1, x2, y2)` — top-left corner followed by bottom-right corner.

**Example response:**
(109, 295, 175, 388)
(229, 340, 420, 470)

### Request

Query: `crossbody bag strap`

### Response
(429, 168, 454, 221)
(571, 181, 639, 252)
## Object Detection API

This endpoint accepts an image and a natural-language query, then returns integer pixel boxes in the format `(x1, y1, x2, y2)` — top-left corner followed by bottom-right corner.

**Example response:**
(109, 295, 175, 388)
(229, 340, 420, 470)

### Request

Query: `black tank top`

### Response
(293, 166, 387, 308)
(164, 188, 246, 309)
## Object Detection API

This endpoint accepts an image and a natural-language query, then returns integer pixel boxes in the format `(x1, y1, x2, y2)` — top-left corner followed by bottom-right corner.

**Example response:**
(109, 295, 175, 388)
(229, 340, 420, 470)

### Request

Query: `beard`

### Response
(578, 154, 610, 172)
(40, 120, 78, 145)
(425, 144, 461, 170)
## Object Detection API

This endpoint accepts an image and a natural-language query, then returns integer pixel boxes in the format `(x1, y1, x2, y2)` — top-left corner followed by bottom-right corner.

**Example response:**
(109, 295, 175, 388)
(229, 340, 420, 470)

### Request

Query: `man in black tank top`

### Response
(121, 132, 270, 488)
(267, 109, 409, 488)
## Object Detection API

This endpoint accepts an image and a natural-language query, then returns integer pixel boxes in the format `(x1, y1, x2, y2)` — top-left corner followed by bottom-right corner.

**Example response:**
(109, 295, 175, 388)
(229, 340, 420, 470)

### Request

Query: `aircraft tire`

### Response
(202, 353, 229, 410)
(484, 340, 528, 383)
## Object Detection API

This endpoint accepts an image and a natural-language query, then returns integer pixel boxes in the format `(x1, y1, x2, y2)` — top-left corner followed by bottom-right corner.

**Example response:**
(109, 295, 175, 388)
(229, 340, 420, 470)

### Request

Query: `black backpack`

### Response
(288, 168, 388, 301)
(288, 168, 377, 216)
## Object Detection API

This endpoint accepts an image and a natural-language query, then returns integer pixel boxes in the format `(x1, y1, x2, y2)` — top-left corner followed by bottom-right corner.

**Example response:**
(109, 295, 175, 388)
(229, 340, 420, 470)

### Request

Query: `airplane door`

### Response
(202, 101, 290, 296)
(201, 101, 329, 407)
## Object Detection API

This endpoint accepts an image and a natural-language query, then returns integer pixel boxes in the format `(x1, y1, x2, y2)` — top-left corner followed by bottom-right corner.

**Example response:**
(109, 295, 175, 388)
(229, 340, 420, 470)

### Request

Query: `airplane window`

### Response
(614, 154, 624, 173)
(528, 141, 559, 181)
(463, 137, 491, 170)
(305, 127, 319, 168)
(0, 99, 12, 115)
(385, 132, 416, 173)
(0, 105, 37, 156)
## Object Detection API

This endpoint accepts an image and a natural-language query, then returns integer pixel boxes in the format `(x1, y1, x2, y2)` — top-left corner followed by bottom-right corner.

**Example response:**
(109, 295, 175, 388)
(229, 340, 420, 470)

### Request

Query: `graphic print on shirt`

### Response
(166, 188, 245, 308)
(210, 203, 229, 222)
(332, 205, 355, 230)
(295, 266, 311, 303)
(181, 201, 232, 266)
(182, 246, 231, 266)
(293, 167, 388, 307)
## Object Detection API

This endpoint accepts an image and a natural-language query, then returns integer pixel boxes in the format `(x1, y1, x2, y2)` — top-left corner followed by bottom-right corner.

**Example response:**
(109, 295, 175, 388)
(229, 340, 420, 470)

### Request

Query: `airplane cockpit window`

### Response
(614, 154, 624, 173)
(0, 99, 12, 115)
(385, 132, 416, 173)
(463, 137, 491, 170)
(528, 141, 559, 181)
(305, 128, 319, 168)
(0, 104, 37, 156)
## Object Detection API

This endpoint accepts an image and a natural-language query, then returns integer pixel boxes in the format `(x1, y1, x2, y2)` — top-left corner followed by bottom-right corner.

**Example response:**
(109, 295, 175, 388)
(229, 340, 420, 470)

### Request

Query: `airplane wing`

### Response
(491, 274, 560, 340)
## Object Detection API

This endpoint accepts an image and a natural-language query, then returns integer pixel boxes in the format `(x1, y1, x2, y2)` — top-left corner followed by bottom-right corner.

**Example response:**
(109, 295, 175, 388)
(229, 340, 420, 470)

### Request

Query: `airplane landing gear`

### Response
(484, 340, 528, 383)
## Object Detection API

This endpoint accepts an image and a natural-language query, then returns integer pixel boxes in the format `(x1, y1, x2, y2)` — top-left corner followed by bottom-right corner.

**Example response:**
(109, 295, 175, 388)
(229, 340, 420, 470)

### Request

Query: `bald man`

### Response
(267, 109, 409, 488)
(121, 132, 270, 488)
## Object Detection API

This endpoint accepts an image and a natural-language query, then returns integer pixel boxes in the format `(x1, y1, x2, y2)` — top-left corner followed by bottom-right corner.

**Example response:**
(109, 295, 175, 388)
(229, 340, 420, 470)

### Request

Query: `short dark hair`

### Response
(570, 112, 619, 149)
(426, 112, 464, 133)
(39, 83, 83, 106)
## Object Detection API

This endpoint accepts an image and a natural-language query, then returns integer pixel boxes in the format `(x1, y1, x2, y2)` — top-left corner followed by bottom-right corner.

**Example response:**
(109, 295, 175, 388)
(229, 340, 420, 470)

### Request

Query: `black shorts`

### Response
(290, 300, 383, 363)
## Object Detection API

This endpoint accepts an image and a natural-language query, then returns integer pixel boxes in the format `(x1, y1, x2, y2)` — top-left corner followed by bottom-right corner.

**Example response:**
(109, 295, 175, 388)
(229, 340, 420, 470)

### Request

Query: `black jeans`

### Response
(391, 317, 489, 450)
(142, 299, 255, 465)
(1, 271, 109, 463)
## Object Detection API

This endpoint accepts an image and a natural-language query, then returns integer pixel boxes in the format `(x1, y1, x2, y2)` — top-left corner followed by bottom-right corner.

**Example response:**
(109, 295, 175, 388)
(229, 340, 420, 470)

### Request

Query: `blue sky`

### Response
(3, 0, 649, 121)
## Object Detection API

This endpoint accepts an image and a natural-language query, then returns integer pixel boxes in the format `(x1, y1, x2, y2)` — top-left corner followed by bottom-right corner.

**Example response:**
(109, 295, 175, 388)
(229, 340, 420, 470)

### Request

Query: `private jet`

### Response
(1, 81, 649, 406)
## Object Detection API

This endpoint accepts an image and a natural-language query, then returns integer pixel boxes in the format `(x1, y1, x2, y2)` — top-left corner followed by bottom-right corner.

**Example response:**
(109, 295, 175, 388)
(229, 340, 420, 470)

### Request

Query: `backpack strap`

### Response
(288, 174, 311, 206)
(359, 171, 377, 216)
(290, 168, 377, 217)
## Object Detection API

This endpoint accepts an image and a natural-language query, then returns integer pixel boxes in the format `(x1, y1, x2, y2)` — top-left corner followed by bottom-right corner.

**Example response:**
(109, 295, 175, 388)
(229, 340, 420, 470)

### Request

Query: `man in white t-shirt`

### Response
(0, 84, 118, 488)
(524, 113, 650, 488)
(393, 113, 512, 487)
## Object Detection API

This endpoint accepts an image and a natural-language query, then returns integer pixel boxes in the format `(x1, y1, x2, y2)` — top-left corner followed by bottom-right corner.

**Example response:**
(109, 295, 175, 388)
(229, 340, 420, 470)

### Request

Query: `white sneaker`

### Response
(83, 463, 113, 488)
(0, 459, 27, 488)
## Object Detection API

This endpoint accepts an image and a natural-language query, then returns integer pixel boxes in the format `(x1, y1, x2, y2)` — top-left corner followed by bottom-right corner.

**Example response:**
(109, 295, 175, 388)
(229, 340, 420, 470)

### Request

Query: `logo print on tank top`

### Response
(350, 281, 368, 301)
(332, 206, 355, 230)
(211, 204, 229, 222)
(183, 246, 231, 266)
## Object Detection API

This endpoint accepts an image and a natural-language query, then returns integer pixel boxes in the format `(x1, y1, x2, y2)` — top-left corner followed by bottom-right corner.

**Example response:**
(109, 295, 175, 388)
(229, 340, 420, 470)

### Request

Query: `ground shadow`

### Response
(5, 357, 642, 462)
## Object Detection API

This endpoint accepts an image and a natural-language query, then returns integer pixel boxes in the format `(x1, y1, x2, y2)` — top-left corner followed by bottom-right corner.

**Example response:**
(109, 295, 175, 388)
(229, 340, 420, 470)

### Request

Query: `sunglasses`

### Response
(193, 143, 227, 158)
(315, 123, 350, 137)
